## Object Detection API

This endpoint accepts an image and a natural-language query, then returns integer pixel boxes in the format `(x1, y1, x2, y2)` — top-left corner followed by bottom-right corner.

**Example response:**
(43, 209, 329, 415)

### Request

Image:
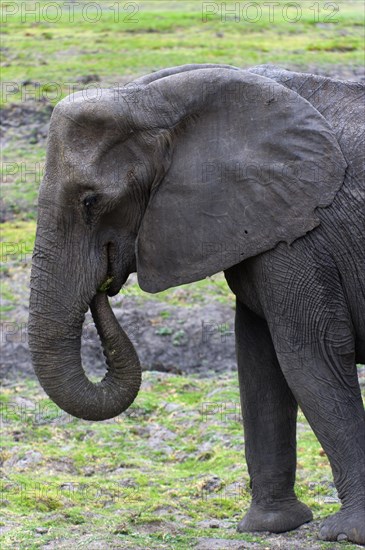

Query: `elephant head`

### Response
(28, 66, 347, 421)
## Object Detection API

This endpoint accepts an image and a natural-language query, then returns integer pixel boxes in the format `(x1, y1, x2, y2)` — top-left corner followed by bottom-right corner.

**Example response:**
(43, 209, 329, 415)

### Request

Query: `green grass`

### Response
(119, 273, 235, 307)
(0, 221, 36, 263)
(1, 144, 45, 220)
(2, 372, 363, 549)
(1, 1, 363, 219)
(0, 221, 35, 314)
(1, 1, 364, 107)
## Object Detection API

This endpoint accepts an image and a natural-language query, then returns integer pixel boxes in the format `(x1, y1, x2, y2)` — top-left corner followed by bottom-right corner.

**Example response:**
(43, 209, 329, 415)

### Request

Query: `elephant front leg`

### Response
(235, 301, 313, 533)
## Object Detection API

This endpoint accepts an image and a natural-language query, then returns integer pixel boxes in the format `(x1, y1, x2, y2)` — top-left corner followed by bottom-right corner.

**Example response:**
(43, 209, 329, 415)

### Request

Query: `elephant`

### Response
(28, 64, 365, 544)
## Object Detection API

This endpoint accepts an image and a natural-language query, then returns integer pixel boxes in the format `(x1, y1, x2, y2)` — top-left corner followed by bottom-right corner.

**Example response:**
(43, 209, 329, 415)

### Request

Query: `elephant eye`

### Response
(82, 194, 100, 225)
(83, 195, 98, 208)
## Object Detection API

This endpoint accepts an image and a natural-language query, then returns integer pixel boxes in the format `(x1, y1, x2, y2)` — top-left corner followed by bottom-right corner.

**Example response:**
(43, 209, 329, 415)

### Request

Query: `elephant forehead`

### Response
(59, 154, 131, 192)
(52, 87, 141, 137)
(46, 124, 142, 192)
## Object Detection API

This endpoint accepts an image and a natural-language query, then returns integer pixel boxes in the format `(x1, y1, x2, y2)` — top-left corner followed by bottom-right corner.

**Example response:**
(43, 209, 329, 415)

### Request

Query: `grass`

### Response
(1, 144, 45, 220)
(1, 372, 363, 549)
(1, 1, 363, 218)
(0, 221, 36, 263)
(0, 221, 35, 315)
(1, 1, 364, 107)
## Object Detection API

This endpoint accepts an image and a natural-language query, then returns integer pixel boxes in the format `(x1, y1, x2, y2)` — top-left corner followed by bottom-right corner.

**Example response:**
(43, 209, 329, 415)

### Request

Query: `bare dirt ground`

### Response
(1, 265, 238, 382)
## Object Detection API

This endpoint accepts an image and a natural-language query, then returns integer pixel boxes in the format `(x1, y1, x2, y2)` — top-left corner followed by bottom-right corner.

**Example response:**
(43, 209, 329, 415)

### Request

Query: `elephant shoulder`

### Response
(250, 66, 364, 171)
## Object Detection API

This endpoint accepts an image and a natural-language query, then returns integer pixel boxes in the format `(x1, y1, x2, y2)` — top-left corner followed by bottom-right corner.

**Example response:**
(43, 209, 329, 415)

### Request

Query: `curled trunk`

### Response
(29, 290, 141, 421)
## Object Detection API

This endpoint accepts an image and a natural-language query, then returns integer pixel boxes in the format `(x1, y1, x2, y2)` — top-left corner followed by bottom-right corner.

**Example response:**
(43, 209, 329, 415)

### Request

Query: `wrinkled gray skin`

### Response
(29, 64, 365, 544)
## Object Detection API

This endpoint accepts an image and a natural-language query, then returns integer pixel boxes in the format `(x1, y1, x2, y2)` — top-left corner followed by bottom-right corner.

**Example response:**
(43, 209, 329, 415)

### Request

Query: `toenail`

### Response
(337, 533, 348, 542)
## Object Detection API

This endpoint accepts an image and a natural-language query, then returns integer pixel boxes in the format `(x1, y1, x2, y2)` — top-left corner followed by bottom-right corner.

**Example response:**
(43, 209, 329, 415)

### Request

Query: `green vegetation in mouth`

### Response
(98, 276, 114, 293)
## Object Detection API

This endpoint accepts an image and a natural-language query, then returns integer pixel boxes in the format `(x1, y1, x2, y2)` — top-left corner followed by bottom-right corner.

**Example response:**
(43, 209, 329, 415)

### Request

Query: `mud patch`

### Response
(1, 102, 53, 148)
(1, 267, 237, 382)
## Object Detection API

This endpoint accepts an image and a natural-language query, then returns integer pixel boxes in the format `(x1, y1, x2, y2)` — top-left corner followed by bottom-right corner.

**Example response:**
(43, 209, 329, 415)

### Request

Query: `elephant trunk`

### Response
(28, 257, 141, 421)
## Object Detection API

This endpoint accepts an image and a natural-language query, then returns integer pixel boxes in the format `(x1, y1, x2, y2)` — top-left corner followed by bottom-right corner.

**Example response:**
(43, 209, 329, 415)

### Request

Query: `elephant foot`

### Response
(237, 499, 313, 534)
(319, 507, 365, 545)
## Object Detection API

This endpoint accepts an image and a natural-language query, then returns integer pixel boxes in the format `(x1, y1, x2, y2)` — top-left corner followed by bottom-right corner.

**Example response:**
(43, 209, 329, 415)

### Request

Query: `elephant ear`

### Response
(135, 69, 347, 293)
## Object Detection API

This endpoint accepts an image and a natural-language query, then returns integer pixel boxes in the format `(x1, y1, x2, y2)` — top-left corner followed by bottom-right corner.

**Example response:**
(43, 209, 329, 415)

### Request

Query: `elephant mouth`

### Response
(103, 243, 131, 297)
(107, 275, 125, 297)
